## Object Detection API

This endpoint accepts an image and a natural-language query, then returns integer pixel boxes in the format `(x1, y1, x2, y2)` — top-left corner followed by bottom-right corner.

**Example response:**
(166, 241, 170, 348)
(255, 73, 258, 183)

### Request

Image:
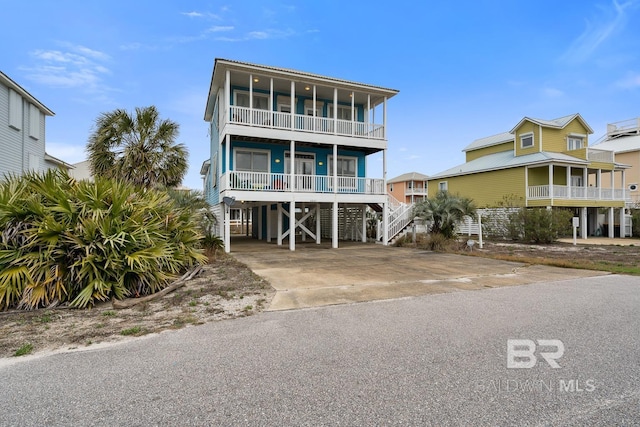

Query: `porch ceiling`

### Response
(227, 135, 382, 155)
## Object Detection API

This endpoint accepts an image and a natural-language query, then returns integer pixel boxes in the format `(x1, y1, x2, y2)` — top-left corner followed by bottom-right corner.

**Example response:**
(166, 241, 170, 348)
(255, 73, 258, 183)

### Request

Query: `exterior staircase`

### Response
(374, 195, 416, 244)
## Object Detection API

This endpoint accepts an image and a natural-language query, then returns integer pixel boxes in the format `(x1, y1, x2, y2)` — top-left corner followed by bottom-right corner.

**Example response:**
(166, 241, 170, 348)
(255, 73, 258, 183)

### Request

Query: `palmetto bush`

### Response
(0, 170, 206, 310)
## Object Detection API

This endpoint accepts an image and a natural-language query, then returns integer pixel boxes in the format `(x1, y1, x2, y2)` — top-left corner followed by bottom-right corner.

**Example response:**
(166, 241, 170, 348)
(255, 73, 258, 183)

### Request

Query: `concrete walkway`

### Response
(558, 237, 640, 246)
(230, 237, 608, 311)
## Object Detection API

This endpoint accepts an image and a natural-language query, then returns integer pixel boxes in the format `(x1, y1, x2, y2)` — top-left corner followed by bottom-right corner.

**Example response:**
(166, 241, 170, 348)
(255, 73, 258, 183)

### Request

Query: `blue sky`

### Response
(2, 0, 640, 189)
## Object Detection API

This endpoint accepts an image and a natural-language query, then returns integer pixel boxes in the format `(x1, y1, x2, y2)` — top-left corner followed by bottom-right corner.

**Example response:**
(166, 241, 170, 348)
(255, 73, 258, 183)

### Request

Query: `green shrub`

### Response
(508, 208, 573, 243)
(632, 209, 640, 238)
(0, 170, 206, 310)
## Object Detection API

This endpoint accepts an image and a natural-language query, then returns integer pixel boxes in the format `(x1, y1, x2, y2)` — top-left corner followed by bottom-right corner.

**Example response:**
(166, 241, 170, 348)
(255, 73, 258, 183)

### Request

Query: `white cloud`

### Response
(206, 26, 234, 33)
(542, 87, 564, 98)
(561, 0, 639, 63)
(182, 11, 203, 18)
(616, 72, 640, 88)
(23, 43, 113, 97)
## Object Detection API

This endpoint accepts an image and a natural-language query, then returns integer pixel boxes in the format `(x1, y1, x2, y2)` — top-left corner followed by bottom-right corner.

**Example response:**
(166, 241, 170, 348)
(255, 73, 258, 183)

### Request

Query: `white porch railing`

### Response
(228, 106, 385, 139)
(528, 185, 630, 201)
(222, 171, 385, 195)
(587, 148, 615, 163)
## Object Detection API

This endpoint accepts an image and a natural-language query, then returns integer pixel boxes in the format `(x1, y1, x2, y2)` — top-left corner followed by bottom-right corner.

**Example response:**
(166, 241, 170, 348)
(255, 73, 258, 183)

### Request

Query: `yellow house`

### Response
(427, 114, 631, 238)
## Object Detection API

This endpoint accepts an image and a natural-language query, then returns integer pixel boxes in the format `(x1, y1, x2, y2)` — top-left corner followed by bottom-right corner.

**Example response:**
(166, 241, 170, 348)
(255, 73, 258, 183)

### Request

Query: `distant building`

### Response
(592, 118, 640, 207)
(387, 172, 429, 204)
(0, 71, 71, 176)
(69, 159, 92, 180)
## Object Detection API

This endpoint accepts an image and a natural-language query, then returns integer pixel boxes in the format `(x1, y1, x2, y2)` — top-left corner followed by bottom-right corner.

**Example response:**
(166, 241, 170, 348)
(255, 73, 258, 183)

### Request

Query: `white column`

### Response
(366, 94, 371, 128)
(301, 204, 306, 242)
(566, 167, 571, 198)
(478, 212, 483, 249)
(257, 205, 263, 240)
(249, 74, 253, 110)
(224, 204, 231, 253)
(266, 205, 272, 242)
(383, 149, 387, 194)
(333, 88, 338, 135)
(333, 144, 338, 194)
(581, 207, 587, 239)
(619, 207, 626, 239)
(225, 69, 231, 123)
(312, 85, 317, 131)
(332, 201, 339, 248)
(525, 166, 529, 206)
(246, 208, 250, 237)
(583, 167, 588, 197)
(597, 169, 602, 200)
(621, 170, 626, 200)
(269, 78, 274, 125)
(382, 200, 389, 246)
(383, 96, 387, 139)
(290, 140, 295, 191)
(608, 207, 614, 239)
(225, 134, 231, 183)
(290, 200, 296, 251)
(277, 203, 283, 246)
(361, 205, 367, 243)
(240, 208, 244, 236)
(316, 203, 321, 244)
(290, 80, 295, 130)
(549, 165, 554, 201)
(351, 91, 355, 136)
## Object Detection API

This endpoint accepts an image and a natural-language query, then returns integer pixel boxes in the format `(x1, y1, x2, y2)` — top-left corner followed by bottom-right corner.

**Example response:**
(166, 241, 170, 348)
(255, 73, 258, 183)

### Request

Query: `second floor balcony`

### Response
(228, 106, 385, 140)
(528, 185, 630, 201)
(221, 171, 385, 195)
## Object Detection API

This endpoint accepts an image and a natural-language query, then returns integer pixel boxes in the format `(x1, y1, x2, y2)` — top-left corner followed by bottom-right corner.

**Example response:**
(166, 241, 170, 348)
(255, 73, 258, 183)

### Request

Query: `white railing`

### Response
(228, 106, 385, 140)
(222, 171, 385, 195)
(528, 185, 630, 201)
(405, 187, 428, 196)
(587, 148, 615, 163)
(387, 202, 415, 241)
(607, 118, 640, 135)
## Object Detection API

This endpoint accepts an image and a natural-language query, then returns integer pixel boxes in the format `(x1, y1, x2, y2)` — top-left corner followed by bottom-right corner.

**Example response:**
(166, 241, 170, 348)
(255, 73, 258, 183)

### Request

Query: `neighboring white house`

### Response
(0, 71, 71, 176)
(69, 159, 92, 180)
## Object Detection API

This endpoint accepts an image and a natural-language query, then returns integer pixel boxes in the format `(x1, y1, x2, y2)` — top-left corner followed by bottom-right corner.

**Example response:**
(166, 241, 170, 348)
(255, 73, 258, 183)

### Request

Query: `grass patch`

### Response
(14, 343, 33, 357)
(120, 326, 142, 336)
(102, 310, 117, 317)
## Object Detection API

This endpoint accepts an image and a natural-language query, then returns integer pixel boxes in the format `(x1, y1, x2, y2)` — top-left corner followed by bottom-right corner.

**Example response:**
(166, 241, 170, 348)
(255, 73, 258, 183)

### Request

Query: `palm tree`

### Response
(87, 106, 188, 189)
(413, 191, 476, 239)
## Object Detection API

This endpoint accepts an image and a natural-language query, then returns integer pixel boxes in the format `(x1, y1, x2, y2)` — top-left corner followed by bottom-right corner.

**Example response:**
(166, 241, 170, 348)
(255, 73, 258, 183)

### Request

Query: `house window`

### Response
(235, 149, 269, 172)
(234, 91, 269, 110)
(439, 181, 448, 192)
(29, 104, 40, 140)
(567, 136, 584, 151)
(328, 105, 353, 121)
(8, 89, 22, 130)
(520, 133, 534, 148)
(211, 152, 218, 187)
(389, 183, 393, 192)
(328, 156, 357, 177)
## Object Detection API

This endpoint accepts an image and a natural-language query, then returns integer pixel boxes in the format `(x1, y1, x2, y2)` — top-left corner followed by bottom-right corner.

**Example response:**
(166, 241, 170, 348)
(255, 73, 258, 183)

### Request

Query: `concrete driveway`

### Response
(230, 238, 608, 310)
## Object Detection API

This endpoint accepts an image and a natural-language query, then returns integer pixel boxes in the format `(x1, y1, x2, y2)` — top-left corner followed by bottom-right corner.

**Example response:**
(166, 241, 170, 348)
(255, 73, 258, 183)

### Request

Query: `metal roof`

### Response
(509, 113, 593, 134)
(593, 134, 640, 154)
(428, 150, 591, 180)
(463, 132, 514, 152)
(388, 172, 429, 183)
(0, 71, 55, 116)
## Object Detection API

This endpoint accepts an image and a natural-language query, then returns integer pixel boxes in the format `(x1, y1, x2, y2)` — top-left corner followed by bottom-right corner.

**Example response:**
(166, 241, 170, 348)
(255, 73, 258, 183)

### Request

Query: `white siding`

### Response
(0, 85, 23, 175)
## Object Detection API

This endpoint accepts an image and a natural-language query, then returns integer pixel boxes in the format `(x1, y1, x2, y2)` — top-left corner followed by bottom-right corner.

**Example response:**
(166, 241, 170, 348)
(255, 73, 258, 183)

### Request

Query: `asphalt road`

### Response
(1, 275, 639, 426)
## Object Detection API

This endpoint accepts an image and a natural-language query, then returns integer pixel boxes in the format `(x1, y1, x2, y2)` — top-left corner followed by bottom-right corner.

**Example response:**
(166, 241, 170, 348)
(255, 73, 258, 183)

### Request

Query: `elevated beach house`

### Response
(426, 114, 632, 238)
(203, 59, 399, 252)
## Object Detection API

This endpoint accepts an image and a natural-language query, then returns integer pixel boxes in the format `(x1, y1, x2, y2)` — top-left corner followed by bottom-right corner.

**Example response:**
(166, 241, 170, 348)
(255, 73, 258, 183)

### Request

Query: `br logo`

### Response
(507, 339, 565, 369)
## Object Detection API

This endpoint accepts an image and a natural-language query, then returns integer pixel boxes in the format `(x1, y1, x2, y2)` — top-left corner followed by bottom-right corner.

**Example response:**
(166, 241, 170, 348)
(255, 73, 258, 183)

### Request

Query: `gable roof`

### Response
(0, 71, 55, 116)
(463, 132, 514, 152)
(593, 134, 640, 154)
(509, 113, 593, 134)
(428, 150, 591, 180)
(388, 172, 429, 183)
